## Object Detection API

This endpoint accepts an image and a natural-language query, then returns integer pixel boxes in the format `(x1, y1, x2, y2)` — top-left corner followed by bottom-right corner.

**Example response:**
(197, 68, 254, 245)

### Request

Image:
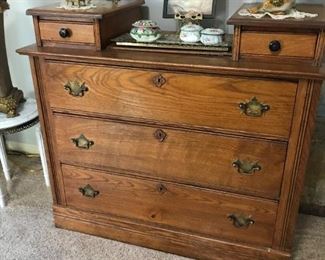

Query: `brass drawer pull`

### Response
(239, 97, 270, 117)
(153, 74, 166, 88)
(232, 159, 262, 175)
(79, 184, 100, 198)
(269, 40, 281, 52)
(228, 214, 255, 228)
(59, 28, 71, 38)
(154, 129, 167, 142)
(71, 134, 94, 149)
(64, 80, 88, 97)
(156, 183, 167, 194)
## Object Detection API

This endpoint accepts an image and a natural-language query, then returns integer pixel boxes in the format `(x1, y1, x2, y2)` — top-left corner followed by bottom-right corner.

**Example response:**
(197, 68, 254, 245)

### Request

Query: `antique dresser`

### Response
(18, 1, 325, 259)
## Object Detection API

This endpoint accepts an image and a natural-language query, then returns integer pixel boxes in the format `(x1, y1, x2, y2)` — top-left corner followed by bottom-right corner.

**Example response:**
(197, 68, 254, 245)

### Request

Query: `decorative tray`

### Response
(111, 32, 232, 54)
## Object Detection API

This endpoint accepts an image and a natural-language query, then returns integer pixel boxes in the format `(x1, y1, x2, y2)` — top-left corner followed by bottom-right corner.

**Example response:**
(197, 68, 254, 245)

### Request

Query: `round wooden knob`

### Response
(59, 28, 70, 38)
(269, 40, 281, 52)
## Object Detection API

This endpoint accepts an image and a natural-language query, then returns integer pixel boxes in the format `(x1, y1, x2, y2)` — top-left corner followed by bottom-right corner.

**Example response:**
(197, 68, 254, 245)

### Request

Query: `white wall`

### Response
(4, 0, 58, 153)
(3, 0, 325, 153)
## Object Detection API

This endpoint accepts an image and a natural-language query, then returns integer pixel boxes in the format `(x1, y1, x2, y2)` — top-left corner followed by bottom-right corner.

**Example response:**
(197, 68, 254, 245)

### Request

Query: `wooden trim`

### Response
(16, 45, 325, 81)
(94, 20, 101, 51)
(41, 41, 96, 50)
(232, 26, 241, 61)
(31, 57, 67, 205)
(33, 16, 42, 47)
(314, 30, 325, 66)
(53, 205, 291, 260)
(28, 57, 57, 203)
(239, 55, 314, 64)
(273, 80, 322, 250)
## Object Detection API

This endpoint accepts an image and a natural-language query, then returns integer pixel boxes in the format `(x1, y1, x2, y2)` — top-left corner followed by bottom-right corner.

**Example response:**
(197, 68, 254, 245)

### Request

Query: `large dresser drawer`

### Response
(43, 62, 297, 139)
(62, 164, 278, 247)
(53, 114, 287, 199)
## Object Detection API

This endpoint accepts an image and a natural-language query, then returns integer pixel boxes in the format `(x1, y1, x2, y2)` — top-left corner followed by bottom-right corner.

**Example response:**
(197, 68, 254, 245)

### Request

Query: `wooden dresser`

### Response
(18, 2, 325, 260)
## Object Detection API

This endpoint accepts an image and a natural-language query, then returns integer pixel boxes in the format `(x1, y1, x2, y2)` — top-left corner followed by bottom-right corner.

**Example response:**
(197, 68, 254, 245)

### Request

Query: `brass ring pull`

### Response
(232, 159, 262, 175)
(64, 80, 88, 97)
(154, 129, 167, 142)
(71, 134, 94, 149)
(153, 74, 166, 88)
(228, 214, 255, 228)
(79, 184, 100, 198)
(239, 97, 270, 117)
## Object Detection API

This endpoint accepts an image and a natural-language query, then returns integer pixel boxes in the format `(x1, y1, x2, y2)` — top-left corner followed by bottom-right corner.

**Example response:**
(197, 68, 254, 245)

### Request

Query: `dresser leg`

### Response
(0, 134, 11, 181)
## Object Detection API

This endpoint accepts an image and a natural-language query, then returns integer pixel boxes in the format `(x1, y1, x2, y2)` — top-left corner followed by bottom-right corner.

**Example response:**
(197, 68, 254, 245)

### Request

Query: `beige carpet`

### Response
(0, 155, 324, 260)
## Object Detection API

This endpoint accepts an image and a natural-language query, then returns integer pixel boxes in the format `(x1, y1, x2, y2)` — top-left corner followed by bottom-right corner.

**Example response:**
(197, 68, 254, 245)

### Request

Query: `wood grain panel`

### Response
(62, 164, 278, 247)
(39, 21, 95, 44)
(54, 205, 291, 260)
(240, 32, 317, 58)
(43, 62, 297, 139)
(273, 80, 322, 250)
(53, 114, 287, 199)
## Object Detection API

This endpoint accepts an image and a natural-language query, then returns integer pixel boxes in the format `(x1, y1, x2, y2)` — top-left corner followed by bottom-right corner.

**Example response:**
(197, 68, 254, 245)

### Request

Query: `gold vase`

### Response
(0, 2, 25, 118)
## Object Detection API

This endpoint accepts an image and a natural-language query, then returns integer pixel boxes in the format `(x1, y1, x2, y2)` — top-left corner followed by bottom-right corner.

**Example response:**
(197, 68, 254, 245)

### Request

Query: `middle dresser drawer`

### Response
(43, 61, 297, 139)
(53, 114, 287, 199)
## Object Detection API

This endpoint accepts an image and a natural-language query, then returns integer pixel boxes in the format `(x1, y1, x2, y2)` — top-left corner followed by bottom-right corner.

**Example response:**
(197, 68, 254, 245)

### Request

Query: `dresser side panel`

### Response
(35, 58, 68, 205)
(28, 57, 58, 204)
(273, 80, 322, 250)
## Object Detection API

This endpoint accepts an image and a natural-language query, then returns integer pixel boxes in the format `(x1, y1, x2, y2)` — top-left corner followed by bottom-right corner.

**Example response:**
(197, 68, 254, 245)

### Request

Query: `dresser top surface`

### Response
(228, 4, 325, 30)
(26, 0, 144, 19)
(17, 44, 325, 81)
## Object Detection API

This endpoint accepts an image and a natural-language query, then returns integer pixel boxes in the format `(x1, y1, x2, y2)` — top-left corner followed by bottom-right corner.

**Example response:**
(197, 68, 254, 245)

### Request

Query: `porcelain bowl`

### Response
(130, 20, 161, 43)
(180, 24, 203, 43)
(200, 28, 225, 46)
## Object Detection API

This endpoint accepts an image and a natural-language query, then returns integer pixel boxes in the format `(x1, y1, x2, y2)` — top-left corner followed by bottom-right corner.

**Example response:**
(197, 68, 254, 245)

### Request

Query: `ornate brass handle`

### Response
(232, 159, 262, 175)
(228, 214, 255, 228)
(79, 184, 100, 198)
(64, 80, 88, 97)
(71, 134, 94, 149)
(239, 97, 270, 117)
(154, 129, 167, 142)
(153, 74, 166, 88)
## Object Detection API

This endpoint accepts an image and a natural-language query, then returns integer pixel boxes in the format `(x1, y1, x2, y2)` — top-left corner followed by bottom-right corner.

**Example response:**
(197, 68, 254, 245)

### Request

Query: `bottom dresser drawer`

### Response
(62, 164, 278, 247)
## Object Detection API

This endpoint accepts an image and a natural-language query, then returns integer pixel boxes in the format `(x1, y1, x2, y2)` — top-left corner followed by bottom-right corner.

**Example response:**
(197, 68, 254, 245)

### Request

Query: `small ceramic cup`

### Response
(180, 24, 203, 43)
(200, 28, 225, 46)
(130, 20, 161, 43)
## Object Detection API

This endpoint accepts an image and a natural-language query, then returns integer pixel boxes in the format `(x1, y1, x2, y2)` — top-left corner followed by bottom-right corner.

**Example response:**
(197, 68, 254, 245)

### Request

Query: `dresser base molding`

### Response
(53, 206, 290, 260)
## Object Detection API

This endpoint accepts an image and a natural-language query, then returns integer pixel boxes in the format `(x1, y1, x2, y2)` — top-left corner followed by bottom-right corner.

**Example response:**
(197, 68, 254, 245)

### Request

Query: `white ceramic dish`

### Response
(200, 28, 224, 46)
(180, 24, 203, 43)
(130, 20, 161, 43)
